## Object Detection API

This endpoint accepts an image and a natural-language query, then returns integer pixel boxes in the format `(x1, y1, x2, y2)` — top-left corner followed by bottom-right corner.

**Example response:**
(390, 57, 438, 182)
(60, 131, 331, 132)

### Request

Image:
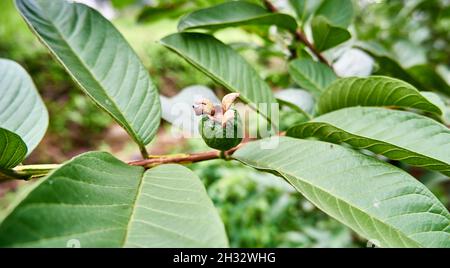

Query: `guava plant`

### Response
(0, 0, 449, 248)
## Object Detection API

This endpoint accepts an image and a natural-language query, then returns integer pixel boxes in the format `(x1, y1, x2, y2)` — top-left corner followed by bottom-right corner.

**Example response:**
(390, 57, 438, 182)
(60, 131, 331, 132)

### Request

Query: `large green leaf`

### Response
(178, 1, 297, 32)
(317, 76, 442, 115)
(288, 58, 337, 97)
(234, 137, 450, 248)
(160, 32, 277, 121)
(0, 59, 48, 155)
(0, 152, 227, 248)
(16, 0, 161, 154)
(315, 0, 354, 28)
(311, 16, 351, 52)
(287, 107, 450, 176)
(0, 128, 27, 169)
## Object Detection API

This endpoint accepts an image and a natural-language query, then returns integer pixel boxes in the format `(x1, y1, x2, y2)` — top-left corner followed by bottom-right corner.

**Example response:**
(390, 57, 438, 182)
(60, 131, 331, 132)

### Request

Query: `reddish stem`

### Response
(263, 0, 332, 68)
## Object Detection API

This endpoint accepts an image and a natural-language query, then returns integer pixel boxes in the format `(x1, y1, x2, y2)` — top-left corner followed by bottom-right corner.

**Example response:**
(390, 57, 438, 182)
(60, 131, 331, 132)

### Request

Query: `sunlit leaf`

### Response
(0, 59, 48, 155)
(178, 1, 297, 32)
(16, 0, 161, 154)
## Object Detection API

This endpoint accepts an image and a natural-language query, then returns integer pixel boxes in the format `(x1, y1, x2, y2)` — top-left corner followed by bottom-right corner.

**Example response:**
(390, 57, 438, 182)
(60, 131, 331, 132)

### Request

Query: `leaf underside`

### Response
(288, 58, 337, 97)
(16, 0, 161, 147)
(287, 107, 450, 176)
(0, 152, 227, 248)
(317, 76, 443, 115)
(234, 137, 450, 248)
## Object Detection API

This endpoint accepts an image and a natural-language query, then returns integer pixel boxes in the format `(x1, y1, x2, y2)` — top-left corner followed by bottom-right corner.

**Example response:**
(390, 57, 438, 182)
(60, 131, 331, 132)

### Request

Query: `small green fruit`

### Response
(199, 109, 242, 151)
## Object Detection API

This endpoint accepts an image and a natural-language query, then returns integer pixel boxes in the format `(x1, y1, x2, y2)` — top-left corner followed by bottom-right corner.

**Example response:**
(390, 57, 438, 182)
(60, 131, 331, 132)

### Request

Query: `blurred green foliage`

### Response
(0, 0, 448, 248)
(355, 0, 450, 65)
(146, 46, 213, 92)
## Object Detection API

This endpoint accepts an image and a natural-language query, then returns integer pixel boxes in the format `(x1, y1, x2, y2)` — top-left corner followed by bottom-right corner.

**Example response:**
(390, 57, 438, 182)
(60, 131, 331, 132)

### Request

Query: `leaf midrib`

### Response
(121, 168, 145, 247)
(290, 64, 323, 93)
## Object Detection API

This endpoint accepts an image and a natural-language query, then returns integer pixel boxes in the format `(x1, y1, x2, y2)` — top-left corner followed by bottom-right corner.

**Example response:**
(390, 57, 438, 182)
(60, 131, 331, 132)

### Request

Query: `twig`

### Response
(128, 145, 242, 168)
(139, 144, 150, 159)
(0, 164, 61, 183)
(294, 30, 332, 67)
(129, 131, 285, 168)
(0, 150, 234, 183)
(263, 0, 332, 68)
(1, 132, 287, 182)
(263, 0, 277, 12)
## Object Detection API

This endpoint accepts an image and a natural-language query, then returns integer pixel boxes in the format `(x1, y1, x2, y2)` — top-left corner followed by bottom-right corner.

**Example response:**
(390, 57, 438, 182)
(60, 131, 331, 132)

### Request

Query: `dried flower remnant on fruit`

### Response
(221, 93, 240, 113)
(222, 109, 236, 128)
(194, 93, 243, 151)
(193, 98, 215, 116)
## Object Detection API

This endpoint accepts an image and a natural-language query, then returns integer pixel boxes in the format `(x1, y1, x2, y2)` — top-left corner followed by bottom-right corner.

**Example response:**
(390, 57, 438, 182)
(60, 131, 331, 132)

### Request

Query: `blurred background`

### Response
(0, 0, 449, 247)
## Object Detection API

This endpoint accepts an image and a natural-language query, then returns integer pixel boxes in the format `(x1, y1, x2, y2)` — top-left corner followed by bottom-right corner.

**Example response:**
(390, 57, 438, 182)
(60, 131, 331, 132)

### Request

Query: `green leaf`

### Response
(160, 32, 277, 121)
(138, 3, 189, 24)
(234, 137, 450, 248)
(288, 58, 337, 97)
(317, 76, 443, 115)
(315, 0, 354, 28)
(287, 107, 450, 176)
(408, 65, 450, 97)
(0, 59, 48, 155)
(356, 41, 426, 91)
(438, 65, 450, 85)
(111, 0, 136, 9)
(392, 41, 426, 68)
(356, 41, 438, 93)
(0, 128, 27, 169)
(178, 1, 297, 32)
(0, 152, 228, 248)
(358, 42, 450, 97)
(289, 0, 306, 21)
(311, 16, 351, 52)
(16, 0, 161, 153)
(421, 92, 447, 118)
(289, 0, 323, 23)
